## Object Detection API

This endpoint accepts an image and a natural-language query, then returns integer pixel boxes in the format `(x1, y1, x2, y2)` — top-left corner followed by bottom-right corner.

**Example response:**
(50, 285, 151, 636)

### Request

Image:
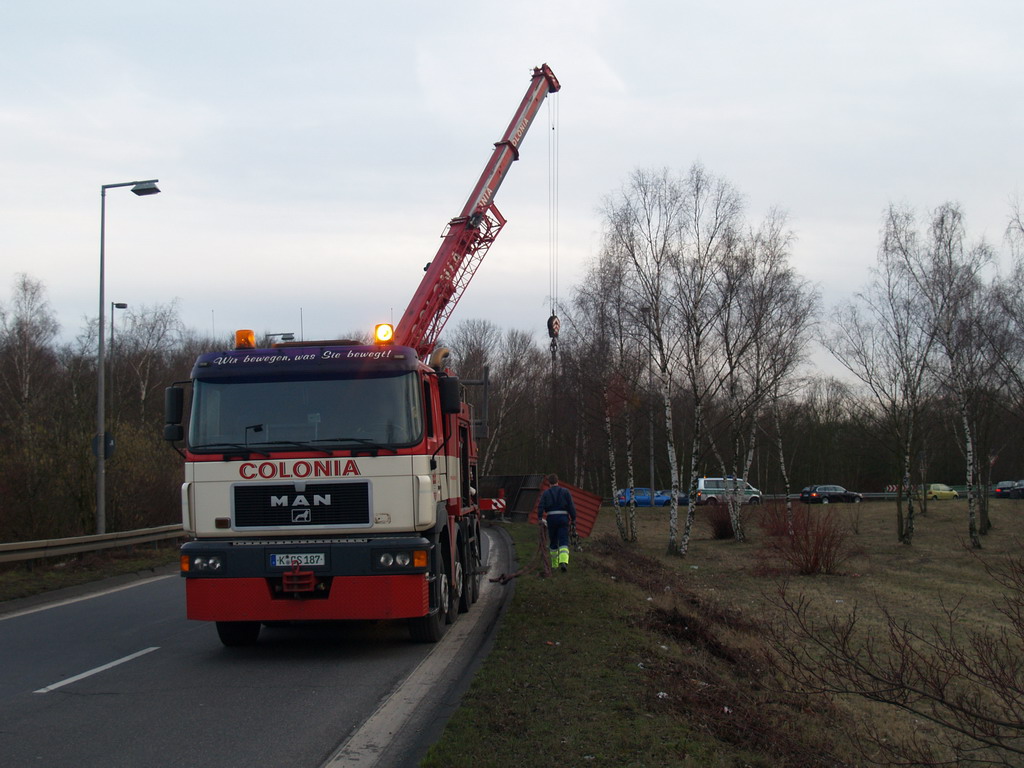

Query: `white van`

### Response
(695, 477, 762, 505)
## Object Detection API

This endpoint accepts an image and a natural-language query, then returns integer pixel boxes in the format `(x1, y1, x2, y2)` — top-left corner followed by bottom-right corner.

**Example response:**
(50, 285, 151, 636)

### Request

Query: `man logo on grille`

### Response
(292, 509, 312, 523)
(271, 493, 331, 507)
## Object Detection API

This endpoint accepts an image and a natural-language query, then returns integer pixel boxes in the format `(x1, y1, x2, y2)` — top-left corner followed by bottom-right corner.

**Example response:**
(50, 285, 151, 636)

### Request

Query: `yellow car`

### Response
(918, 483, 960, 500)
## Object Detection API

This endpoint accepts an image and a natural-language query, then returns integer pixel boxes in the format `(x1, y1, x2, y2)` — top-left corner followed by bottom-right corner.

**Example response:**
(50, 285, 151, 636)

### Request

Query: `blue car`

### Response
(658, 489, 690, 506)
(615, 487, 668, 507)
(615, 488, 688, 506)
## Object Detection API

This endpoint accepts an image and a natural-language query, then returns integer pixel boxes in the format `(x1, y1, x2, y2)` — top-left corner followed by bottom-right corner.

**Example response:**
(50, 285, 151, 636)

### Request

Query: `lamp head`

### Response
(131, 181, 160, 196)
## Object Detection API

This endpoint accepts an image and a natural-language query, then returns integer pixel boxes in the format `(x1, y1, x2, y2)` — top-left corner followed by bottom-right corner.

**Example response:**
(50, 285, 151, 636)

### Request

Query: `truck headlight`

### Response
(373, 549, 427, 571)
(187, 555, 223, 573)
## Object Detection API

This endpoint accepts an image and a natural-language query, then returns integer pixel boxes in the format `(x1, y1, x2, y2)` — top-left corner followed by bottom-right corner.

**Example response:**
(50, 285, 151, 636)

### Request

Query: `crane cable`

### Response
(546, 94, 560, 357)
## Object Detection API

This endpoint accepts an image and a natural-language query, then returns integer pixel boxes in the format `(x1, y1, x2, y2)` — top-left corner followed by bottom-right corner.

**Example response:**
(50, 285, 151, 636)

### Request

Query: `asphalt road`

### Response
(0, 525, 512, 768)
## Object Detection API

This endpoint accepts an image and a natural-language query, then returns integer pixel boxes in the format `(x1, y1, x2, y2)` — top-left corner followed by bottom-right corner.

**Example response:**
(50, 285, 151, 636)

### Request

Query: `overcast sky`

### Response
(2, 1, 1021, 354)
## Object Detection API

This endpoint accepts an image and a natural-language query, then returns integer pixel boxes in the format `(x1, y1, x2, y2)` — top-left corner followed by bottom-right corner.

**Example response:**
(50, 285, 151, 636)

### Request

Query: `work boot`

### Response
(559, 563, 567, 573)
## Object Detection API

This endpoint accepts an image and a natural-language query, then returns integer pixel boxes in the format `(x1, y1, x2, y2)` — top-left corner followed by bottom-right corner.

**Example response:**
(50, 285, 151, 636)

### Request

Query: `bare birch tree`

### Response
(710, 209, 813, 541)
(602, 168, 687, 554)
(0, 274, 62, 537)
(479, 328, 546, 477)
(994, 199, 1024, 420)
(571, 249, 644, 540)
(0, 273, 60, 437)
(828, 206, 939, 544)
(670, 164, 740, 554)
(891, 203, 994, 548)
(119, 301, 184, 424)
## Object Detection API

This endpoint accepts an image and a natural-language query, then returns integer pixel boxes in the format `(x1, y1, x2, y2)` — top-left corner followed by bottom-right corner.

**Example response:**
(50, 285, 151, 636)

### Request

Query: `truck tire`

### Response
(216, 621, 261, 647)
(408, 545, 450, 643)
(459, 523, 482, 612)
(446, 537, 463, 624)
(466, 518, 482, 605)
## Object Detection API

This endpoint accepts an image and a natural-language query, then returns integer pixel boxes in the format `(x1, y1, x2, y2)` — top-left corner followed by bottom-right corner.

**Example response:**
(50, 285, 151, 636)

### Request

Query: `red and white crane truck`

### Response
(164, 64, 560, 646)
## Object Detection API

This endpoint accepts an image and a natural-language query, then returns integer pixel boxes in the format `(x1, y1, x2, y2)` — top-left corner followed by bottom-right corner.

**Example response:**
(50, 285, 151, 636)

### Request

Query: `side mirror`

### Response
(164, 386, 185, 442)
(438, 376, 461, 415)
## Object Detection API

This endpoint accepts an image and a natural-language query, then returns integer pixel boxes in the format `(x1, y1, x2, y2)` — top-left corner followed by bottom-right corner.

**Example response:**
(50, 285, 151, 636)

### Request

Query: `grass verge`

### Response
(423, 498, 1024, 766)
(0, 543, 181, 603)
(421, 517, 851, 767)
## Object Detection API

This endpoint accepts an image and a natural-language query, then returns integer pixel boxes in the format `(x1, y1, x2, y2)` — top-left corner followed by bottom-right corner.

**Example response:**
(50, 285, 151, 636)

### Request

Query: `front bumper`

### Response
(181, 537, 432, 621)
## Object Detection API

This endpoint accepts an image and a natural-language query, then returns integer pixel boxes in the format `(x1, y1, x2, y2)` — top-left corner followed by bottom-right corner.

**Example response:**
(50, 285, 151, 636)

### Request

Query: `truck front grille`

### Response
(233, 482, 370, 528)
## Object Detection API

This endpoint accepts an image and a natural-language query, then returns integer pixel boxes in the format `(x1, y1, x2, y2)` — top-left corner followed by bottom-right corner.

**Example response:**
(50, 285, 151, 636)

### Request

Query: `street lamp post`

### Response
(110, 301, 128, 419)
(96, 180, 160, 535)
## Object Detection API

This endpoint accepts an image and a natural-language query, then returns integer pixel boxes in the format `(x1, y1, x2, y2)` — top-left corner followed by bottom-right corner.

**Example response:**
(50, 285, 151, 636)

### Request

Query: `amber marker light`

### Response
(413, 550, 428, 568)
(180, 554, 191, 572)
(235, 329, 256, 349)
(374, 323, 395, 345)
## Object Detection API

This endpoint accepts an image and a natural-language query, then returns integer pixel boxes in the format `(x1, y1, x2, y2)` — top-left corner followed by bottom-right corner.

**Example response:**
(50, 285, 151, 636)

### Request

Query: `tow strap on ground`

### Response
(490, 517, 552, 584)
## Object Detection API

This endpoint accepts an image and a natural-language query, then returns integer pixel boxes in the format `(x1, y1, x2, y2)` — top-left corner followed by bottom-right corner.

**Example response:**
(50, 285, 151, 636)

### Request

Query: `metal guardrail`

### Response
(0, 524, 185, 565)
(765, 493, 897, 501)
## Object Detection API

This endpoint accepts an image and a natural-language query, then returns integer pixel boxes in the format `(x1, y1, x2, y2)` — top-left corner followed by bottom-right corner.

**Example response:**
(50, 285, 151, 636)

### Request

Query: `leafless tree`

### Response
(0, 273, 60, 437)
(571, 249, 644, 540)
(118, 301, 184, 424)
(602, 168, 687, 554)
(0, 274, 63, 537)
(479, 328, 546, 477)
(993, 199, 1024, 420)
(444, 318, 501, 376)
(714, 210, 814, 541)
(669, 164, 740, 554)
(598, 164, 813, 551)
(886, 203, 994, 548)
(828, 206, 940, 544)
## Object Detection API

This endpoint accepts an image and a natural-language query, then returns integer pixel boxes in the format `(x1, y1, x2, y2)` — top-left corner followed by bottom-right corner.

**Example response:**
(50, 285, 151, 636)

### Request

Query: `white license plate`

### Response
(270, 553, 325, 567)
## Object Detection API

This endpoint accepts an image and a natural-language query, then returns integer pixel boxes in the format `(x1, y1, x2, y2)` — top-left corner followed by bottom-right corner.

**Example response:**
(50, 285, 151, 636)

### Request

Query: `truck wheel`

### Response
(466, 518, 482, 605)
(408, 549, 449, 643)
(459, 525, 481, 612)
(216, 621, 260, 647)
(446, 539, 463, 624)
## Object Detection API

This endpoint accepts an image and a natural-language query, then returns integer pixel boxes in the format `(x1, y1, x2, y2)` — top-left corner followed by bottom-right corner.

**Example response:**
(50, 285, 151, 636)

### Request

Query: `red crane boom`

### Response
(393, 64, 560, 358)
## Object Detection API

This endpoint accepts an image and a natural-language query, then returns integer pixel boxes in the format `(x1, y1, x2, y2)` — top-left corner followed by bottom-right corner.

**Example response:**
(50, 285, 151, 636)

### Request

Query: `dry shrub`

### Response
(767, 560, 1024, 766)
(706, 503, 734, 539)
(762, 506, 851, 575)
(757, 500, 792, 538)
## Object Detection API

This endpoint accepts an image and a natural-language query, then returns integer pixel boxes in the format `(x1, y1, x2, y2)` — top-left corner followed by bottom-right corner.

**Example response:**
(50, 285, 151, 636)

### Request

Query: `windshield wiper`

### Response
(256, 440, 334, 455)
(309, 436, 383, 447)
(191, 442, 270, 457)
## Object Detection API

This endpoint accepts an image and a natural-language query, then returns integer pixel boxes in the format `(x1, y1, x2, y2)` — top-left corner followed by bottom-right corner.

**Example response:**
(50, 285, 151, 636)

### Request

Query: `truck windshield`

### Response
(188, 372, 423, 451)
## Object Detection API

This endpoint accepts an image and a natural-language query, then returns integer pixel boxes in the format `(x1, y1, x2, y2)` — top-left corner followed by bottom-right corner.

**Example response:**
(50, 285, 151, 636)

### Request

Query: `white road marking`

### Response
(0, 573, 176, 622)
(34, 647, 160, 693)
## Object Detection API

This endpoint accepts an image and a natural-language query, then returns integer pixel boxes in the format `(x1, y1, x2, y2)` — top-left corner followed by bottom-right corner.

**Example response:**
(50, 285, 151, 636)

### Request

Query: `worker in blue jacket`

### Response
(538, 473, 577, 572)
